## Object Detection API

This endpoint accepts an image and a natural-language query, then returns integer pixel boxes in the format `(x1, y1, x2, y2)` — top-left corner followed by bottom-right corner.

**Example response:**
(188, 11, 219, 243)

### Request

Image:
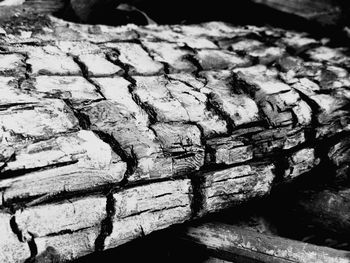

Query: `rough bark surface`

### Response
(0, 15, 350, 262)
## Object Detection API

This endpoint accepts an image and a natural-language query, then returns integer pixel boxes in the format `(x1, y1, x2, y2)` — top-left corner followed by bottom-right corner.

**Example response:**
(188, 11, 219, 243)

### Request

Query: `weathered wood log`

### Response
(0, 15, 349, 262)
(177, 222, 350, 263)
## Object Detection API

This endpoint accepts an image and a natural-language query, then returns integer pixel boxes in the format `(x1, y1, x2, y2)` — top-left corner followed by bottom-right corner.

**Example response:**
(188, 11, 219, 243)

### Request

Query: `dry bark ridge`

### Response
(0, 15, 349, 262)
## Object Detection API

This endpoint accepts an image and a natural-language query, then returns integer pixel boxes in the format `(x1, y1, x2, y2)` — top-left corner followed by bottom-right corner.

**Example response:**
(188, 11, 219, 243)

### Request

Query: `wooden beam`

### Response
(177, 223, 350, 263)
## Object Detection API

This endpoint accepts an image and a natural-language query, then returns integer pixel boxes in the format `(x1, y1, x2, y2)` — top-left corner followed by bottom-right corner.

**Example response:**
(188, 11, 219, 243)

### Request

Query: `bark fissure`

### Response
(95, 193, 115, 251)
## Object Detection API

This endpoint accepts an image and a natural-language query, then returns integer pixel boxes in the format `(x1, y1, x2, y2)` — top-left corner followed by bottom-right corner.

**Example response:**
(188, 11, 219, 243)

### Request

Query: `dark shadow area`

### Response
(55, 0, 349, 45)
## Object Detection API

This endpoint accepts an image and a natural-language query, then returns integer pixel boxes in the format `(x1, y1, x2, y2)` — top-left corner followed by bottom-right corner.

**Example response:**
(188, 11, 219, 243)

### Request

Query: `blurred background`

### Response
(1, 0, 350, 41)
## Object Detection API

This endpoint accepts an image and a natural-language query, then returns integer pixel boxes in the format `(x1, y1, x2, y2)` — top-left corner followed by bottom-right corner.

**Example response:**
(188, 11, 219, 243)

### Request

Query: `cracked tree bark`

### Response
(0, 14, 350, 262)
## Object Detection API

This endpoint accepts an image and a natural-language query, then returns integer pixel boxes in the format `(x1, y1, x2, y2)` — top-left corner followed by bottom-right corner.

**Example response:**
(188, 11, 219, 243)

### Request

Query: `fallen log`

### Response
(177, 222, 350, 263)
(0, 15, 350, 262)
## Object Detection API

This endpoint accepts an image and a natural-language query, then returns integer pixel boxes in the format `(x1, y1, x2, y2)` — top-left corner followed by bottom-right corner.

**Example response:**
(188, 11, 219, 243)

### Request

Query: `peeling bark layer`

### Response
(0, 16, 350, 262)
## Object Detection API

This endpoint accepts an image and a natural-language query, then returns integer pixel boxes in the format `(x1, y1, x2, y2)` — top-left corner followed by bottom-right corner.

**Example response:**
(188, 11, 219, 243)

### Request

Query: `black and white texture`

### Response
(0, 14, 349, 262)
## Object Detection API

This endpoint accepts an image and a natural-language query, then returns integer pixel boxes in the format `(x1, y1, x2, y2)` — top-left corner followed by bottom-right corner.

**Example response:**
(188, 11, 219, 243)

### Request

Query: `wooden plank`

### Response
(177, 222, 350, 263)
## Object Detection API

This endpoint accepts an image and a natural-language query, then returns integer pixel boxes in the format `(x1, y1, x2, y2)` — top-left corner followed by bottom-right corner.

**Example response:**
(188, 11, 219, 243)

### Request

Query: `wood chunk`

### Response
(0, 130, 126, 201)
(105, 179, 192, 249)
(198, 164, 275, 215)
(227, 39, 264, 52)
(284, 148, 319, 180)
(202, 22, 256, 37)
(32, 76, 103, 104)
(28, 54, 82, 76)
(0, 100, 79, 145)
(55, 40, 101, 56)
(199, 70, 233, 94)
(15, 195, 106, 240)
(105, 42, 163, 75)
(0, 53, 25, 75)
(0, 212, 30, 263)
(175, 22, 251, 38)
(306, 46, 350, 66)
(134, 76, 188, 121)
(80, 100, 173, 181)
(293, 61, 324, 80)
(137, 25, 217, 49)
(293, 82, 350, 137)
(281, 32, 319, 53)
(195, 49, 251, 70)
(81, 101, 156, 158)
(233, 65, 290, 96)
(2, 130, 123, 172)
(292, 100, 313, 126)
(78, 54, 123, 77)
(283, 129, 307, 150)
(142, 41, 196, 73)
(151, 123, 205, 175)
(316, 65, 350, 90)
(35, 226, 99, 262)
(222, 38, 285, 64)
(251, 128, 306, 156)
(0, 76, 39, 104)
(277, 55, 304, 73)
(213, 92, 261, 127)
(307, 93, 346, 126)
(91, 77, 147, 125)
(247, 46, 285, 64)
(180, 222, 350, 263)
(134, 75, 227, 138)
(291, 77, 321, 96)
(1, 162, 126, 203)
(233, 66, 306, 127)
(202, 71, 260, 126)
(36, 17, 139, 43)
(259, 90, 300, 127)
(151, 123, 202, 151)
(206, 136, 253, 165)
